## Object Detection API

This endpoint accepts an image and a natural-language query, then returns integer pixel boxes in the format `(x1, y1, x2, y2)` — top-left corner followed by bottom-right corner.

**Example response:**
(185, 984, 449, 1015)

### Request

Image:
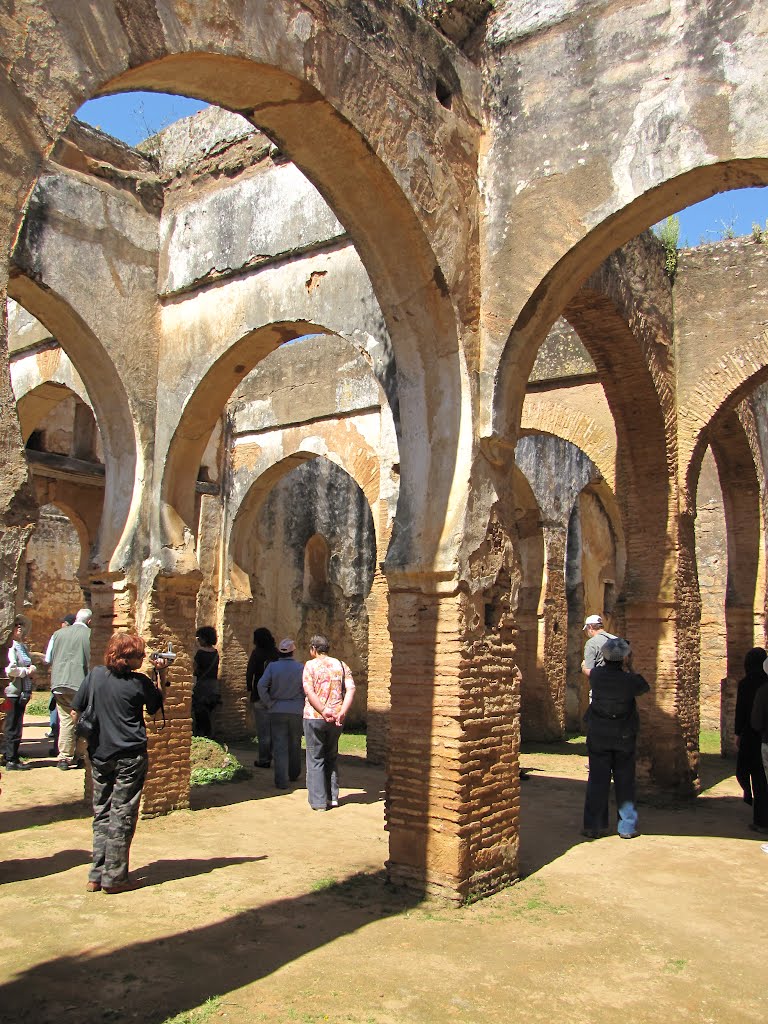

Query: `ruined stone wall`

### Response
(249, 458, 375, 726)
(676, 239, 768, 473)
(23, 505, 83, 673)
(218, 332, 397, 740)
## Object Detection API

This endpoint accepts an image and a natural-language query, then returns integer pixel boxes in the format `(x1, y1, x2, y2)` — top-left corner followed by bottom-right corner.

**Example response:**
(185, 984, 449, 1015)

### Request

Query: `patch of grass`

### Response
(699, 729, 720, 755)
(521, 732, 587, 756)
(339, 729, 366, 755)
(311, 875, 339, 891)
(294, 728, 366, 755)
(665, 958, 688, 973)
(161, 996, 222, 1024)
(24, 692, 53, 717)
(190, 737, 252, 787)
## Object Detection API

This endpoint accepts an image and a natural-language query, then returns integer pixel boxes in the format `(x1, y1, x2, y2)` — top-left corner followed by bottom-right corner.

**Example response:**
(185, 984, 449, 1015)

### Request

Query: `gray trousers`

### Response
(270, 712, 303, 788)
(90, 752, 148, 887)
(303, 718, 341, 810)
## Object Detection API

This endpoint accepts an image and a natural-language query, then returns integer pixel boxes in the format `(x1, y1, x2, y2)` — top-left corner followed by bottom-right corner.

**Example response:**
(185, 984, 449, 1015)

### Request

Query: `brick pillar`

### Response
(89, 575, 137, 666)
(385, 574, 520, 902)
(218, 598, 252, 741)
(366, 505, 393, 765)
(627, 599, 699, 794)
(140, 575, 199, 817)
(0, 287, 38, 732)
(521, 525, 567, 741)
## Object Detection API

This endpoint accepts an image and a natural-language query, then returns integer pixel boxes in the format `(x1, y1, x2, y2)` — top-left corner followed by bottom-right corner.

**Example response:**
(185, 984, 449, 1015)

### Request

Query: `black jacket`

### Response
(585, 663, 650, 748)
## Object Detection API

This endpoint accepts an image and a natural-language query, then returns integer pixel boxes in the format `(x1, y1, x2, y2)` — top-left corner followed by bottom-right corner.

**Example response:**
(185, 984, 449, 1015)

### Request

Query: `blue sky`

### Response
(76, 91, 768, 246)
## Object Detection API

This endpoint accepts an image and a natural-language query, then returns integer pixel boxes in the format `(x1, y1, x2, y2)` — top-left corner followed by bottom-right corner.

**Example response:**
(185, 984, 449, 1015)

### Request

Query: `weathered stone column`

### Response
(385, 558, 520, 902)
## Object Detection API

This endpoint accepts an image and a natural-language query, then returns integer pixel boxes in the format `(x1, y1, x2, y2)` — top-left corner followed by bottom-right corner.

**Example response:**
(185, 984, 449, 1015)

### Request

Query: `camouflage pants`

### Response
(90, 752, 148, 887)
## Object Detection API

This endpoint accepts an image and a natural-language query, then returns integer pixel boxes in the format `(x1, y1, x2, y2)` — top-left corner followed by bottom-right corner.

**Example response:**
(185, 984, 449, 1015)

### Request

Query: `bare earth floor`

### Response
(0, 717, 765, 1024)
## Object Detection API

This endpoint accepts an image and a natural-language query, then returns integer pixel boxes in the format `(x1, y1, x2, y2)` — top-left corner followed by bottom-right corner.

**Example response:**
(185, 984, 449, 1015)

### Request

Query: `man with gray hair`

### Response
(48, 607, 92, 770)
(581, 614, 617, 677)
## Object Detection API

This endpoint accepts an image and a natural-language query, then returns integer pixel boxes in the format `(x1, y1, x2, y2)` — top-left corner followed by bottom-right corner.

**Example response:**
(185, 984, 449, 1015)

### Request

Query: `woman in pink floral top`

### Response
(302, 633, 355, 811)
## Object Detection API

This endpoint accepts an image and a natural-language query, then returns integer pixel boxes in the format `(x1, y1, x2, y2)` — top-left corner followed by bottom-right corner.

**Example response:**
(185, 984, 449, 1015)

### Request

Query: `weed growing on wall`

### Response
(653, 215, 680, 278)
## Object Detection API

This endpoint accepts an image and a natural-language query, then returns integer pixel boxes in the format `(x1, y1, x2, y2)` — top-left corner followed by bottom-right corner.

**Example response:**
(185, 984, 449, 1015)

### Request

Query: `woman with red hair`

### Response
(72, 631, 169, 893)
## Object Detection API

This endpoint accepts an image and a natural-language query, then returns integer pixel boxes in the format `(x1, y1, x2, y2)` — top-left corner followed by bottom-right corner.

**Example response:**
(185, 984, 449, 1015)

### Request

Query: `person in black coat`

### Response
(736, 648, 768, 834)
(582, 636, 650, 840)
(246, 627, 278, 767)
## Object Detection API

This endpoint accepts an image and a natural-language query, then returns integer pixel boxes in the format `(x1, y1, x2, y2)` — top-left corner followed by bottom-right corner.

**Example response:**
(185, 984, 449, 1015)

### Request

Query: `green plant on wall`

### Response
(653, 215, 680, 278)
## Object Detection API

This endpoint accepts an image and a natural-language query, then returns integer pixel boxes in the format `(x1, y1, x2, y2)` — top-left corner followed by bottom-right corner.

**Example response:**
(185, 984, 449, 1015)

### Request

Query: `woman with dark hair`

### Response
(72, 632, 169, 894)
(735, 646, 768, 833)
(246, 627, 278, 768)
(192, 625, 219, 738)
(2, 616, 35, 770)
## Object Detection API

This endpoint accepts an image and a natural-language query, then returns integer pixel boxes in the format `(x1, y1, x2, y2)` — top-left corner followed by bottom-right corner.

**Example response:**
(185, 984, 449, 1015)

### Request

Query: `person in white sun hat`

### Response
(581, 614, 617, 677)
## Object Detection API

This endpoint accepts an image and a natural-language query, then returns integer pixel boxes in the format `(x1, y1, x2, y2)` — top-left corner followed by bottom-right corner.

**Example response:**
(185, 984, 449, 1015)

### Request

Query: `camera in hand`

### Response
(150, 643, 177, 670)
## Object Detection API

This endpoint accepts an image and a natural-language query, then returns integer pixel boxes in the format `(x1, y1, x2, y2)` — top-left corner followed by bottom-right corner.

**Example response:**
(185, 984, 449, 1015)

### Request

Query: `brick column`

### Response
(385, 571, 520, 902)
(88, 575, 137, 666)
(218, 598, 252, 742)
(366, 503, 393, 765)
(0, 286, 38, 723)
(140, 574, 199, 817)
(627, 599, 699, 794)
(521, 525, 567, 741)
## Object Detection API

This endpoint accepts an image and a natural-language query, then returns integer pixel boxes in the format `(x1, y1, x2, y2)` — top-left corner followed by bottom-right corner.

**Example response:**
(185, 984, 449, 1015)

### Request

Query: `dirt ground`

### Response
(0, 716, 765, 1024)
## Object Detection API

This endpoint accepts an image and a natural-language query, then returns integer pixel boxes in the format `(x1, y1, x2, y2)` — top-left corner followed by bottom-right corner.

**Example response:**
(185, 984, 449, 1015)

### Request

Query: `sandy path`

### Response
(0, 716, 765, 1024)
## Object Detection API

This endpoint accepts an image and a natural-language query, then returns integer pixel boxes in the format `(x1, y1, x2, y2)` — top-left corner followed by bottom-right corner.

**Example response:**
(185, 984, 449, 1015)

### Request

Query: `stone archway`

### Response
(1, 4, 474, 583)
(7, 279, 137, 575)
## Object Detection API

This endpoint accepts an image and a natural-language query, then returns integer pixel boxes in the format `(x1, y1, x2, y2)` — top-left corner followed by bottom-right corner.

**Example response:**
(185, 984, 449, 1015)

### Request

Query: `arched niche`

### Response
(304, 533, 330, 605)
(223, 452, 378, 735)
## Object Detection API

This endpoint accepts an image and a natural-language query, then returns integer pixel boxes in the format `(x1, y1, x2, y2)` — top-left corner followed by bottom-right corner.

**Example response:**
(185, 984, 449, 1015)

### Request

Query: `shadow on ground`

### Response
(0, 798, 90, 835)
(0, 869, 419, 1024)
(519, 743, 755, 877)
(0, 848, 91, 884)
(190, 749, 384, 811)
